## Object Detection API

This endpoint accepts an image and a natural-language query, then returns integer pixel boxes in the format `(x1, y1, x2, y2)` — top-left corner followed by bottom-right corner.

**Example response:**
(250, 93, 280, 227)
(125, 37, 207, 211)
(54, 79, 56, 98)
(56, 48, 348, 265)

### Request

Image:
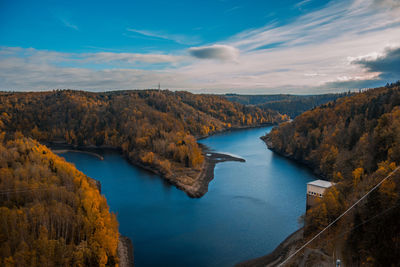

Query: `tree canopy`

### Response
(0, 134, 119, 266)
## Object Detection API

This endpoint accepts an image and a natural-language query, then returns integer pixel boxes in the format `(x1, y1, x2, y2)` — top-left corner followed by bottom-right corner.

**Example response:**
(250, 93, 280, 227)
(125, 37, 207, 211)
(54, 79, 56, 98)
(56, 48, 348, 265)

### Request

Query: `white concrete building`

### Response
(306, 179, 333, 209)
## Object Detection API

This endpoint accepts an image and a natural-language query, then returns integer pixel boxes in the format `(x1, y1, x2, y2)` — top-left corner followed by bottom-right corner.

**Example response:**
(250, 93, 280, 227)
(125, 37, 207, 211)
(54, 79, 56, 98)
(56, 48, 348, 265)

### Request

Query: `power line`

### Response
(322, 201, 400, 247)
(278, 166, 400, 266)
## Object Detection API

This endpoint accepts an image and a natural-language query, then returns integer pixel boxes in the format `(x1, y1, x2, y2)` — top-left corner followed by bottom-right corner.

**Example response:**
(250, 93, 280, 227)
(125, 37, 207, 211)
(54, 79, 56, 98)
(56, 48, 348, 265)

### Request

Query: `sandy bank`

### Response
(176, 148, 246, 198)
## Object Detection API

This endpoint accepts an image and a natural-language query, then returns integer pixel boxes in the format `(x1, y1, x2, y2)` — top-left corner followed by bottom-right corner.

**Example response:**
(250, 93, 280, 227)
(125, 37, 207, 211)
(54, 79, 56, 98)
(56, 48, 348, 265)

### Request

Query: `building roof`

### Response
(307, 179, 333, 188)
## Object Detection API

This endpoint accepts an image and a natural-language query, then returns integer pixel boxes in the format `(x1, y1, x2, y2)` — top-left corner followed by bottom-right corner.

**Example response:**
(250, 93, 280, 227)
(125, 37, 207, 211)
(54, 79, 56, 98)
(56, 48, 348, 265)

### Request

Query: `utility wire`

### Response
(278, 166, 400, 266)
(321, 201, 400, 247)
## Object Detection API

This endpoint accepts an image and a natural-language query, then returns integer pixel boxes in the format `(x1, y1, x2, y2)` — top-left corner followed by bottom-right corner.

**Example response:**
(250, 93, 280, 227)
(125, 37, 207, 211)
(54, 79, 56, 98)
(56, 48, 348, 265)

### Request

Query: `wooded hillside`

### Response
(0, 90, 287, 194)
(0, 133, 119, 266)
(264, 82, 400, 265)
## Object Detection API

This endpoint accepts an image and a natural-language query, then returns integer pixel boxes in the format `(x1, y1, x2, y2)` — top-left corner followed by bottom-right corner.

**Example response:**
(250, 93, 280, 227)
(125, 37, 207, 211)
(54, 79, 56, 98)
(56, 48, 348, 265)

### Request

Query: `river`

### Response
(60, 126, 315, 266)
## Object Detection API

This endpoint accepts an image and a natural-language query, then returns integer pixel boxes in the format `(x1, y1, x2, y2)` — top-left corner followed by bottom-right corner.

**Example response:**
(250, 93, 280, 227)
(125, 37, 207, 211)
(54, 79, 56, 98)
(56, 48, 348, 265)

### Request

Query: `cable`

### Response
(278, 166, 400, 266)
(316, 201, 400, 253)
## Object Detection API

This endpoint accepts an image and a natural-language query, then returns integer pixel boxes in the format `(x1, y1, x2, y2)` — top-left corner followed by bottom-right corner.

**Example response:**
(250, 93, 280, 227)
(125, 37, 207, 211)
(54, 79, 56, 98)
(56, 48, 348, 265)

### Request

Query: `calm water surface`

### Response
(60, 126, 315, 266)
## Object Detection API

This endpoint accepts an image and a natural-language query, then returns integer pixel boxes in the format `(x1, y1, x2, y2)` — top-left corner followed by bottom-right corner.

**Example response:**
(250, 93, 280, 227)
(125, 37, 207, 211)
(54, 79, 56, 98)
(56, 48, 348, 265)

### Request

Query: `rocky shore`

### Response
(236, 226, 333, 266)
(130, 147, 245, 198)
(236, 228, 304, 267)
(118, 235, 134, 267)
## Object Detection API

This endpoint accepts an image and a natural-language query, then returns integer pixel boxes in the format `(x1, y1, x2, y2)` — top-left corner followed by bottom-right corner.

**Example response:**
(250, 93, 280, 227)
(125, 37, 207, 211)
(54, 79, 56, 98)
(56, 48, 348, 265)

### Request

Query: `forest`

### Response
(224, 92, 352, 118)
(0, 89, 288, 266)
(0, 133, 120, 266)
(264, 81, 400, 265)
(0, 90, 287, 194)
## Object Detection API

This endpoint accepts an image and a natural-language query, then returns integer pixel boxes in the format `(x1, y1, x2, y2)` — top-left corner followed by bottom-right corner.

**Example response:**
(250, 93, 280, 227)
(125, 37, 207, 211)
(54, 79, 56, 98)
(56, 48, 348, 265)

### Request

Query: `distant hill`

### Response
(224, 92, 352, 118)
(263, 81, 400, 265)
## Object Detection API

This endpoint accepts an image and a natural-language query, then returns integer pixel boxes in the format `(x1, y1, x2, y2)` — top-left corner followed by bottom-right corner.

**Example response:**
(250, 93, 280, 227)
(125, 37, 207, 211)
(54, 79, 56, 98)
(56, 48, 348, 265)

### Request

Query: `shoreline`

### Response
(45, 124, 271, 199)
(52, 148, 105, 160)
(50, 144, 135, 267)
(235, 228, 304, 267)
(260, 135, 326, 178)
(51, 143, 246, 198)
(47, 124, 292, 265)
(239, 135, 327, 266)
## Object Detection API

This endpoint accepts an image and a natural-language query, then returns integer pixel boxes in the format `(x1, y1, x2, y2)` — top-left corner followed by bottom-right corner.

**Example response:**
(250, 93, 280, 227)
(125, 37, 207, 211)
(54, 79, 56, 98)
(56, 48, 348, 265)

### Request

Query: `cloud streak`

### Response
(126, 28, 200, 45)
(59, 17, 79, 31)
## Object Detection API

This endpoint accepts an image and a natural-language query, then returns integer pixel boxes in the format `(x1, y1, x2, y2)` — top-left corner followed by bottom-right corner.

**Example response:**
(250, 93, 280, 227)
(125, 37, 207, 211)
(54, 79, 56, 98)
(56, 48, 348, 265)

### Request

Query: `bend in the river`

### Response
(60, 126, 316, 266)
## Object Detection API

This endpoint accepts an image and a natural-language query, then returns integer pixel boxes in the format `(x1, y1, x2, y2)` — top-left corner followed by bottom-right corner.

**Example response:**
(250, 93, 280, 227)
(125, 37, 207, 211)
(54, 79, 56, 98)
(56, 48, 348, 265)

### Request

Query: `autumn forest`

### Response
(0, 89, 287, 266)
(1, 83, 400, 266)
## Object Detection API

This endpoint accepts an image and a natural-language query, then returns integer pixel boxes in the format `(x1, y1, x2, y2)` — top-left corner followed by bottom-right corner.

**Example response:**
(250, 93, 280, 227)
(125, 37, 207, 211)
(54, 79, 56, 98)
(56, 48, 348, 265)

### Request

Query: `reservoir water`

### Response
(60, 126, 315, 266)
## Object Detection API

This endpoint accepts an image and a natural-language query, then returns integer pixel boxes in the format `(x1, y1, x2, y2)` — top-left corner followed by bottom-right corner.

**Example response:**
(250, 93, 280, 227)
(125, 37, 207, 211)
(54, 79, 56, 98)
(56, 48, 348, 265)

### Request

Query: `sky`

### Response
(0, 0, 400, 94)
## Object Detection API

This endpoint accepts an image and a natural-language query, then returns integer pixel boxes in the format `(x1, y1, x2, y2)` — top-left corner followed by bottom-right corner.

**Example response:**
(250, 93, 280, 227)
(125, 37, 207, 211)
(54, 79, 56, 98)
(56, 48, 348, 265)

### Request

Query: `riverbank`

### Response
(236, 226, 334, 266)
(59, 125, 314, 266)
(128, 145, 246, 198)
(47, 141, 246, 198)
(260, 135, 326, 178)
(49, 143, 135, 266)
(235, 228, 304, 267)
(249, 136, 332, 266)
(52, 148, 105, 160)
(45, 124, 267, 199)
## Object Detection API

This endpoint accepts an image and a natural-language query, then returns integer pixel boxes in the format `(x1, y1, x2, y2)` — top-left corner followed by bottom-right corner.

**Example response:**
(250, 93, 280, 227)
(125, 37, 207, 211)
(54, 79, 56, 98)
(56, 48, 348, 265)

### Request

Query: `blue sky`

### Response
(0, 0, 400, 93)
